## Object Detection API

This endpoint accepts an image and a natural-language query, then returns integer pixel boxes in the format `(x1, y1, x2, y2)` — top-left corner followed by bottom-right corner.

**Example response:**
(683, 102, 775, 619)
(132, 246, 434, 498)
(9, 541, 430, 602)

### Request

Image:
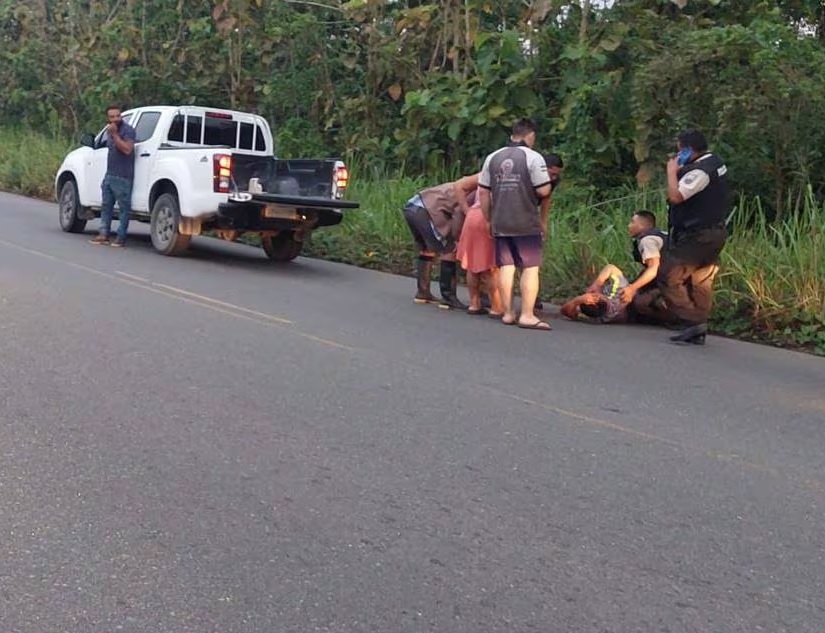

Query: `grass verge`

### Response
(3, 127, 823, 355)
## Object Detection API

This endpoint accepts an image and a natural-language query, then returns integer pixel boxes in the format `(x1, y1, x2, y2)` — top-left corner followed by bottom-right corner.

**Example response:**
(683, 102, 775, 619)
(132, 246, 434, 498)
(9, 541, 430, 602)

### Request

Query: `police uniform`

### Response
(658, 153, 730, 327)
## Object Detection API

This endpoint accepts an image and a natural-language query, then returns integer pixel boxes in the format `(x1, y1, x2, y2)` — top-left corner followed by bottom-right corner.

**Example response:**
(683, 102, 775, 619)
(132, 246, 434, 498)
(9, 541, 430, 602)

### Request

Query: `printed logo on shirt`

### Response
(496, 158, 521, 184)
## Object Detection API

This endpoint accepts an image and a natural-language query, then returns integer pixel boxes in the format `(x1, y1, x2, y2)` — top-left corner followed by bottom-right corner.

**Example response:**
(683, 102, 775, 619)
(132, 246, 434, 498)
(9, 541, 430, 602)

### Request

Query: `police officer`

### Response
(659, 129, 731, 345)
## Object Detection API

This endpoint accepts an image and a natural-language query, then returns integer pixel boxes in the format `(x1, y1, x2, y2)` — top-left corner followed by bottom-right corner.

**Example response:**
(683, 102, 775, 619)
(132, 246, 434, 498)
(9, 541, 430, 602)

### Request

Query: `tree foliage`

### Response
(2, 0, 825, 211)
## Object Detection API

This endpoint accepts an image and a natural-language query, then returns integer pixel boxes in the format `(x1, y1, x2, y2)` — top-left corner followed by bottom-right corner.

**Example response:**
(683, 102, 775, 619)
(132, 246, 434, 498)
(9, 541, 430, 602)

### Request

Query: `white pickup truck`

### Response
(54, 105, 358, 260)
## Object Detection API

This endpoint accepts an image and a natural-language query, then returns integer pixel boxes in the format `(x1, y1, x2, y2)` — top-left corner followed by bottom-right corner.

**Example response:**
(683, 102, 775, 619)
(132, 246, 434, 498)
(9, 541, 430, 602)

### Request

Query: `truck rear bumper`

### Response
(214, 194, 358, 232)
(215, 201, 344, 231)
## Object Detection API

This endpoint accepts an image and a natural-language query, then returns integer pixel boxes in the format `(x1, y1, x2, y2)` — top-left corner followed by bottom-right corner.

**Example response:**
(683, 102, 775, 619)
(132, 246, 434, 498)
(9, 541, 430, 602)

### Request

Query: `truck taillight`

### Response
(334, 165, 349, 190)
(213, 154, 232, 193)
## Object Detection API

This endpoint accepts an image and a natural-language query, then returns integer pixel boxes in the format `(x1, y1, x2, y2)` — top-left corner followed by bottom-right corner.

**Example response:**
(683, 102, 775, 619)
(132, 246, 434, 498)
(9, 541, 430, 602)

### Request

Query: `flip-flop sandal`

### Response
(488, 312, 504, 320)
(467, 307, 489, 316)
(517, 320, 553, 331)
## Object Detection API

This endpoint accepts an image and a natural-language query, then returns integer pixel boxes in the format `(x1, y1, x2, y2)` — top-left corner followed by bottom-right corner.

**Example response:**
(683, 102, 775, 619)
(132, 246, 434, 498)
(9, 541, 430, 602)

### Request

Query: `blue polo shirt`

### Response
(106, 121, 137, 180)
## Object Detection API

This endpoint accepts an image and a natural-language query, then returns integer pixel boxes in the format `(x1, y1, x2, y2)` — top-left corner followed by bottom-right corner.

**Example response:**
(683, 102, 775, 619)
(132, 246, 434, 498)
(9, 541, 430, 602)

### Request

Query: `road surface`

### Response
(1, 192, 824, 633)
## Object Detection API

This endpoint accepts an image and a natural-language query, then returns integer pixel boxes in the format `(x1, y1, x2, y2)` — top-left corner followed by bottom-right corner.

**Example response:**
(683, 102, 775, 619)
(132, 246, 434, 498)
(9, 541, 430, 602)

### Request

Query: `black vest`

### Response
(668, 153, 730, 234)
(632, 228, 668, 264)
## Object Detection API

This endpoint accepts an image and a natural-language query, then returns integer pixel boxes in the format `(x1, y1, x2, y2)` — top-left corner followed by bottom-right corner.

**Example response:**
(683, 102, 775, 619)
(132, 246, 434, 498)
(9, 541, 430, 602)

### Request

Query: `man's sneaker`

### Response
(89, 235, 109, 245)
(111, 238, 126, 248)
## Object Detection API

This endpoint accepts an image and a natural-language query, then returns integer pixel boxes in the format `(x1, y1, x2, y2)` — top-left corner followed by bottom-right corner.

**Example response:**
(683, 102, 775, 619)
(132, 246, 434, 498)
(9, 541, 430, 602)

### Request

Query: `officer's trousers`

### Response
(658, 226, 727, 326)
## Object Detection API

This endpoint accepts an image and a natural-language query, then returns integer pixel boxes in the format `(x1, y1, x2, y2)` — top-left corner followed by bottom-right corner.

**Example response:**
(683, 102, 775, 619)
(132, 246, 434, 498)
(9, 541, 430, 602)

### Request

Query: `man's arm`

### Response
(667, 157, 710, 204)
(539, 194, 551, 237)
(479, 187, 491, 222)
(619, 256, 660, 303)
(453, 173, 480, 216)
(666, 157, 683, 204)
(110, 125, 135, 156)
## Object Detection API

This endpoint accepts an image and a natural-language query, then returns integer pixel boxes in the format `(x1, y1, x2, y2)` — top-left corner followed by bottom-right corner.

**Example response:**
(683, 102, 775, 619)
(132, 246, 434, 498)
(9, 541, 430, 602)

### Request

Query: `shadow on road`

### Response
(67, 226, 343, 281)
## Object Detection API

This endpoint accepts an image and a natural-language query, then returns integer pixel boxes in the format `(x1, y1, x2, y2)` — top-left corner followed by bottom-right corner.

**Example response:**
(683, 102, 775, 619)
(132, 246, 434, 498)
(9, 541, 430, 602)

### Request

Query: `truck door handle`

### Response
(140, 152, 151, 157)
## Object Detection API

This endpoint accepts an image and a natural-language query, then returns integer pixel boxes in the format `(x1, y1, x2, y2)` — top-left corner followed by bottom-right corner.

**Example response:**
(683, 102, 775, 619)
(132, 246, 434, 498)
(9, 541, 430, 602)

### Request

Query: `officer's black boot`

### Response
(670, 321, 707, 345)
(414, 256, 437, 304)
(438, 260, 467, 310)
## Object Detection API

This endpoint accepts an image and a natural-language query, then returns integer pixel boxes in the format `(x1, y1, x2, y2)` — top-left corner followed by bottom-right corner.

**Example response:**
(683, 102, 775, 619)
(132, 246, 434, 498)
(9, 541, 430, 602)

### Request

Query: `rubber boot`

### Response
(414, 256, 437, 304)
(438, 260, 467, 310)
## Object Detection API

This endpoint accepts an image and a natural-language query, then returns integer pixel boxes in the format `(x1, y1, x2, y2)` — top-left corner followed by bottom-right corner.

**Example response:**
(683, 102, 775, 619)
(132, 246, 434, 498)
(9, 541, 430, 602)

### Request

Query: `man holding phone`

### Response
(659, 129, 730, 345)
(89, 104, 136, 247)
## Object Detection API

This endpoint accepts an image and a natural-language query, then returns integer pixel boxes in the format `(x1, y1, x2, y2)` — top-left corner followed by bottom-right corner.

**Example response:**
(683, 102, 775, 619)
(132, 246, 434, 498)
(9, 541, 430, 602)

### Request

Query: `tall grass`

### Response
(1, 128, 822, 353)
(0, 128, 73, 199)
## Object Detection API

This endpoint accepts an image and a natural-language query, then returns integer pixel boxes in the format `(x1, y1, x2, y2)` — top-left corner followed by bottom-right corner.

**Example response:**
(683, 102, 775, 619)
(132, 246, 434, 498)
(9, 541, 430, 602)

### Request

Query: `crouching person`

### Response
(403, 175, 478, 309)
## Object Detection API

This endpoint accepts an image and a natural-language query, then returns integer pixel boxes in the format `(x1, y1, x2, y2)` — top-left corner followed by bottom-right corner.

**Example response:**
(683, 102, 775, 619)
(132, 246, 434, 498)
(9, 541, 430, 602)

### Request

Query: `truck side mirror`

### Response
(80, 133, 95, 148)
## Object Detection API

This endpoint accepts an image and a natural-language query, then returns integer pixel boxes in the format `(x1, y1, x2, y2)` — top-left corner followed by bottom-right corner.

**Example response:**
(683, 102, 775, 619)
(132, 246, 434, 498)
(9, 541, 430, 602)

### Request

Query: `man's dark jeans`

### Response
(99, 174, 133, 241)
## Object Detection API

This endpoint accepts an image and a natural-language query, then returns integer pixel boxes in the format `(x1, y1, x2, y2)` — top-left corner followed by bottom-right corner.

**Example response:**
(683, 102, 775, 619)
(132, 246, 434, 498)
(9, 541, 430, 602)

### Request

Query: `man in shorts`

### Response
(478, 118, 553, 330)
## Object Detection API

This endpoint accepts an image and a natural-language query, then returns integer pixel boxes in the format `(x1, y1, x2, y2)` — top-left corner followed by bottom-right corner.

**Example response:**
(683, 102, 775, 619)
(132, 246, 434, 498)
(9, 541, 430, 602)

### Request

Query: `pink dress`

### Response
(457, 203, 496, 274)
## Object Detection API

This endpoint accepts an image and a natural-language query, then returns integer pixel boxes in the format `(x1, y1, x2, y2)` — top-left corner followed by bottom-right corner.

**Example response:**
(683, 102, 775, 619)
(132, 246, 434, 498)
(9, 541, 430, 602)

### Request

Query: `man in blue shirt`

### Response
(89, 105, 136, 247)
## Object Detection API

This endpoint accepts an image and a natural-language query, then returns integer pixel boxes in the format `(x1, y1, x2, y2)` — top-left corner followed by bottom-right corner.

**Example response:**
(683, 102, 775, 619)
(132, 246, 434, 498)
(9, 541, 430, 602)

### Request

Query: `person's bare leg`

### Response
(498, 264, 517, 323)
(466, 271, 482, 311)
(486, 269, 504, 315)
(517, 266, 543, 326)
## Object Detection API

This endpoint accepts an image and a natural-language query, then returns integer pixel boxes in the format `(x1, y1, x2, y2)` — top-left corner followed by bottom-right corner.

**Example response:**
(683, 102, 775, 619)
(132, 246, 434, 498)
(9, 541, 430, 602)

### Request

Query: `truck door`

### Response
(130, 110, 163, 212)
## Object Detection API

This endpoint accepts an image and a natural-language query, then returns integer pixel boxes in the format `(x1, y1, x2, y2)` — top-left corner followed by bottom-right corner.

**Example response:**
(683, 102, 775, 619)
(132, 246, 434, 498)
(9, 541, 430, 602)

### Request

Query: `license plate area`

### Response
(263, 204, 298, 220)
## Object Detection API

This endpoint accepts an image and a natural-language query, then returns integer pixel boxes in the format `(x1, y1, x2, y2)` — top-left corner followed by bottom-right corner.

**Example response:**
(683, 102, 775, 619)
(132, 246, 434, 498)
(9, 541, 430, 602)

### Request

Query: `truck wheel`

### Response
(151, 193, 191, 256)
(58, 180, 87, 233)
(262, 232, 303, 262)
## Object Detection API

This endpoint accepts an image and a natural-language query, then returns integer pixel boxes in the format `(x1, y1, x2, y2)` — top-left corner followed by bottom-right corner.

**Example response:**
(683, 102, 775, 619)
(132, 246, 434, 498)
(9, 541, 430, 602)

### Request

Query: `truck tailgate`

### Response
(249, 192, 359, 211)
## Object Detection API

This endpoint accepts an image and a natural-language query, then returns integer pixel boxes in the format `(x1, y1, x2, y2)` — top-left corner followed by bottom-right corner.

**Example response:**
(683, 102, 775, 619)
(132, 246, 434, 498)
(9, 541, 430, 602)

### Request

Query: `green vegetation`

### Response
(1, 1, 824, 354)
(1, 128, 823, 354)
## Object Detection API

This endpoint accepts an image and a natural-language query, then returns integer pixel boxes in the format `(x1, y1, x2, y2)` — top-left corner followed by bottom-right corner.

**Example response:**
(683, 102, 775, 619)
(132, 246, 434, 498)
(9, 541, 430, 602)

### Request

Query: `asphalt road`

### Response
(1, 192, 824, 633)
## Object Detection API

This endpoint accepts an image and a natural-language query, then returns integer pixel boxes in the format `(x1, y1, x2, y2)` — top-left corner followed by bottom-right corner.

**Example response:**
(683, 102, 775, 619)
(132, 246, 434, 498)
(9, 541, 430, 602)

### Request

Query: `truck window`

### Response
(204, 117, 238, 147)
(239, 122, 254, 150)
(186, 116, 203, 144)
(168, 114, 184, 142)
(134, 111, 161, 143)
(255, 125, 266, 151)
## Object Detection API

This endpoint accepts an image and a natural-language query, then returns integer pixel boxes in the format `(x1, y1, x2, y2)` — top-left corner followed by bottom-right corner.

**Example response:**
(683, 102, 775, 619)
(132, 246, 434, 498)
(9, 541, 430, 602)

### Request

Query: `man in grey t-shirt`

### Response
(478, 118, 552, 330)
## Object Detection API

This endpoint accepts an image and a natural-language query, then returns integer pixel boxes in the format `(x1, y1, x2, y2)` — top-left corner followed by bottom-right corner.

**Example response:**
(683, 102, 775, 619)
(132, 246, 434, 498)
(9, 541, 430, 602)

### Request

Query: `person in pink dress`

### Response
(456, 189, 504, 317)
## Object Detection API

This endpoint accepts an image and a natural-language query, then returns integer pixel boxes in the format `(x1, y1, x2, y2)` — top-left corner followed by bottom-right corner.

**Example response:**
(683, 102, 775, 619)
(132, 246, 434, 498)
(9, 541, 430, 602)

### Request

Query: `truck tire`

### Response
(58, 179, 87, 233)
(262, 232, 303, 262)
(150, 193, 191, 256)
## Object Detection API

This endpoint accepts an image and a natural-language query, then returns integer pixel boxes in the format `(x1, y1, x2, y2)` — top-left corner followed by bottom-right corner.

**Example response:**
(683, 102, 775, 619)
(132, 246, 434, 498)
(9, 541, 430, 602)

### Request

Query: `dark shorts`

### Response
(403, 197, 452, 254)
(494, 235, 543, 268)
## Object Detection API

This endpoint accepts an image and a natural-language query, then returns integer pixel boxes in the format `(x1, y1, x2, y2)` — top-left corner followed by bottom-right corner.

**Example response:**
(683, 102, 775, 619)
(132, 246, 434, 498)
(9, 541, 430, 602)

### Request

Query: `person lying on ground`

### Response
(561, 210, 671, 324)
(560, 265, 630, 323)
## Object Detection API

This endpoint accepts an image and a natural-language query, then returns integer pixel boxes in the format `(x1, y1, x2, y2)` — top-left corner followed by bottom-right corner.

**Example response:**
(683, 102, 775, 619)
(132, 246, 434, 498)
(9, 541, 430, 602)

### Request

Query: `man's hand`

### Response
(619, 285, 637, 304)
(107, 122, 119, 137)
(666, 156, 680, 177)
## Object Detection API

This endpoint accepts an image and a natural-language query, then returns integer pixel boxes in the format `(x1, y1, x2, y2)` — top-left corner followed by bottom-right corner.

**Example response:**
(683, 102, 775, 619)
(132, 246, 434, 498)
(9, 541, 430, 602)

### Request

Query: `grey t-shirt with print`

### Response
(478, 143, 549, 237)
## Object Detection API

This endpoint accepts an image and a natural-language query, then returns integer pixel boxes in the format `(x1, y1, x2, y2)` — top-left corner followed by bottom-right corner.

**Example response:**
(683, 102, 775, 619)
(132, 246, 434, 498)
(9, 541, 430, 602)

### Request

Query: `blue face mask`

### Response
(677, 147, 693, 166)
